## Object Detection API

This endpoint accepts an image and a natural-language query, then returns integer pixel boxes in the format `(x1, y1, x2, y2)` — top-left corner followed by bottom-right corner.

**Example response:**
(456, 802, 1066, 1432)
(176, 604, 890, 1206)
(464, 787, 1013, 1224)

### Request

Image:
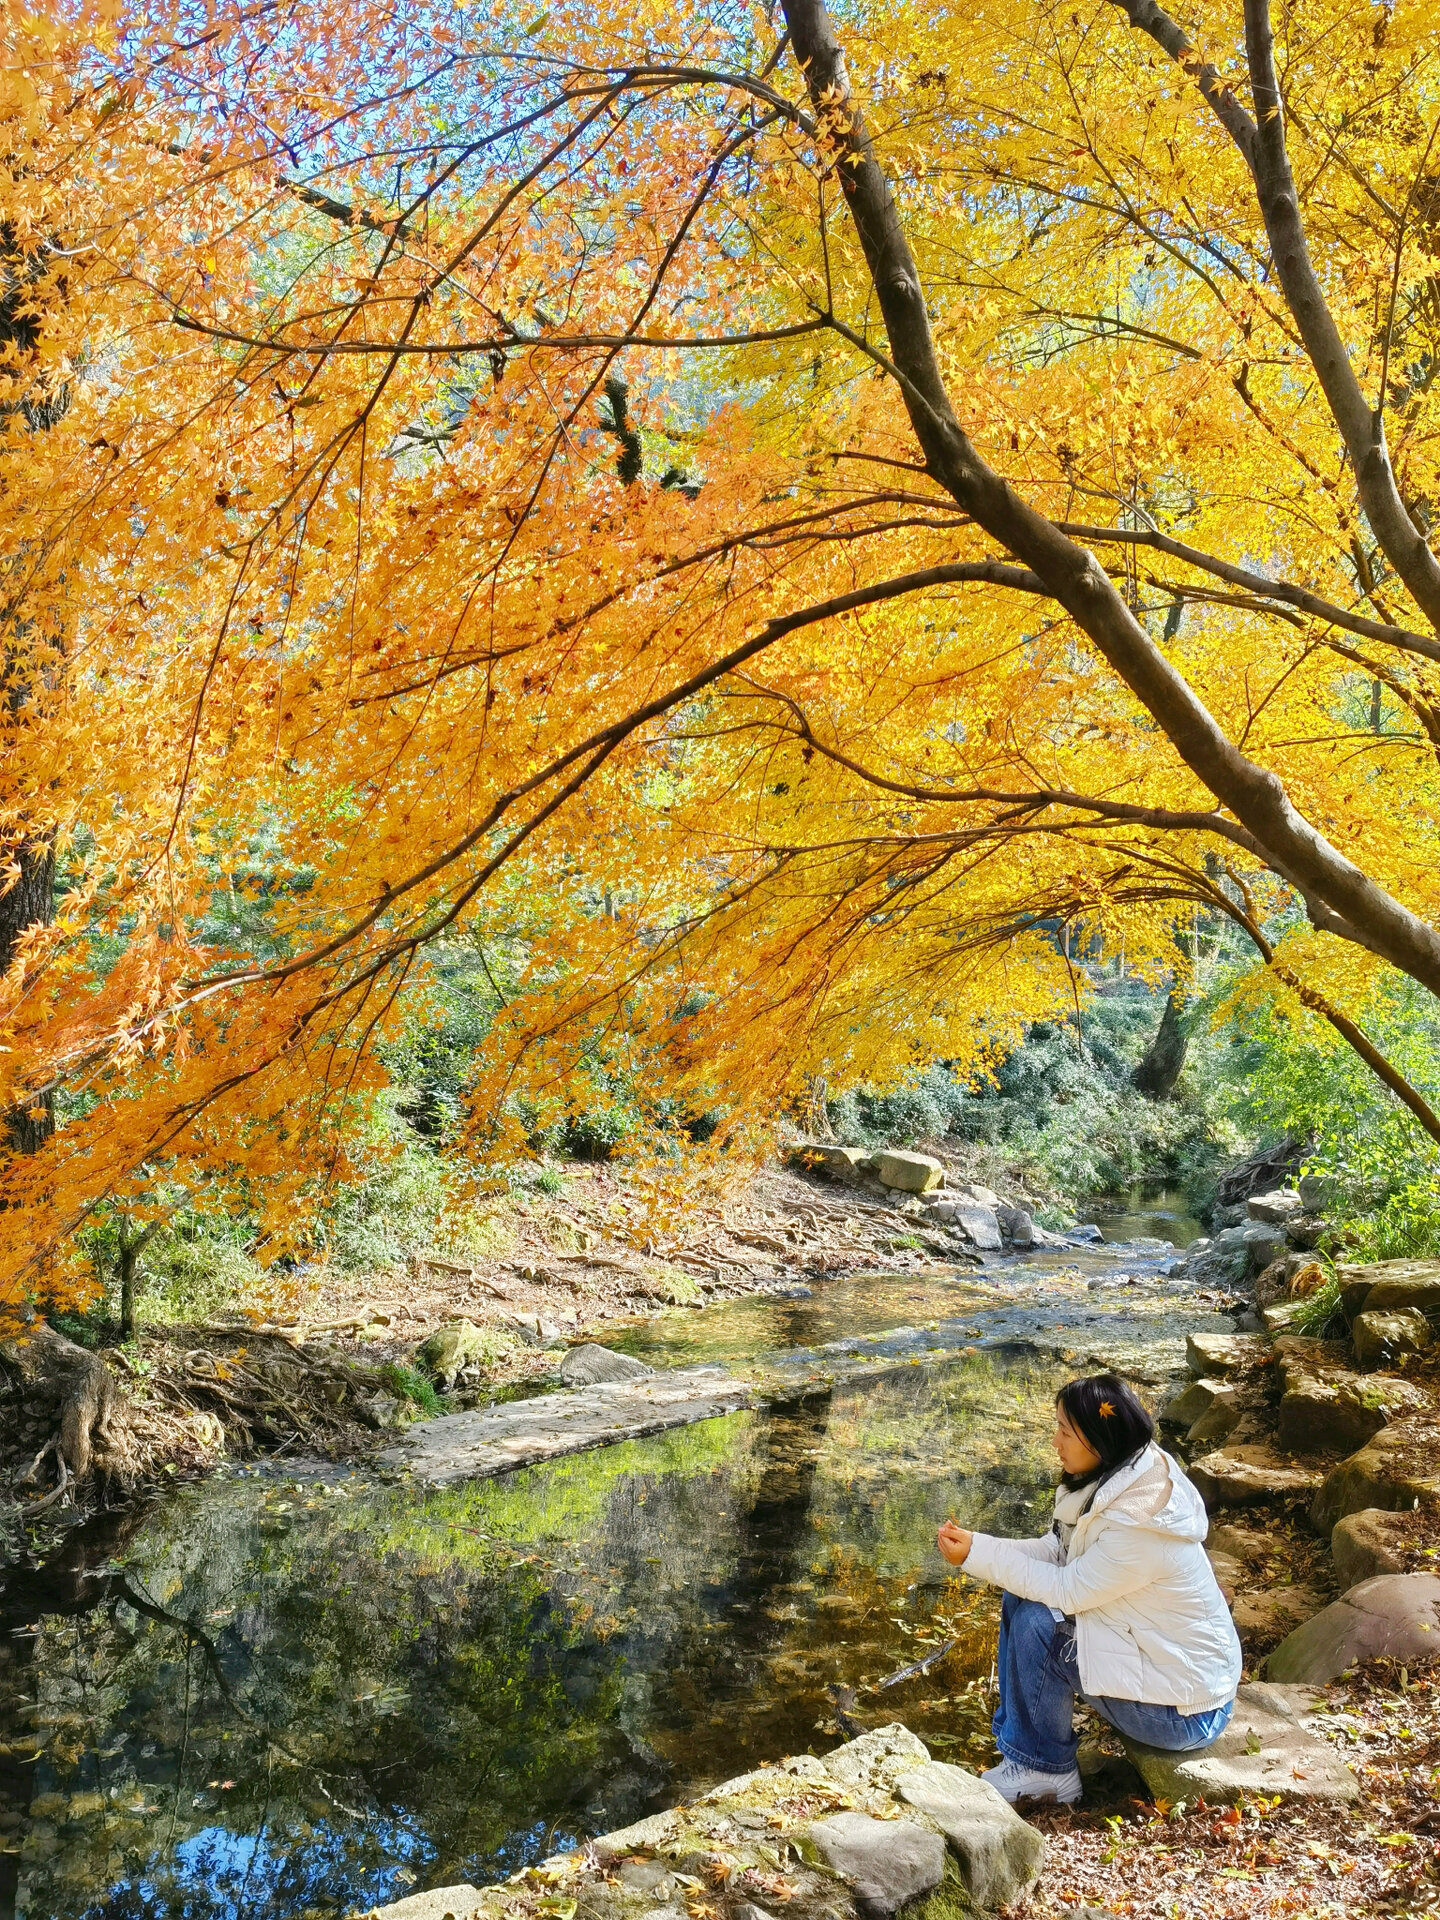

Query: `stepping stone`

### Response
(1188, 1445, 1322, 1511)
(1273, 1340, 1429, 1454)
(1310, 1419, 1440, 1531)
(1263, 1573, 1440, 1682)
(1121, 1681, 1358, 1803)
(894, 1760, 1045, 1910)
(381, 1371, 753, 1483)
(807, 1811, 945, 1919)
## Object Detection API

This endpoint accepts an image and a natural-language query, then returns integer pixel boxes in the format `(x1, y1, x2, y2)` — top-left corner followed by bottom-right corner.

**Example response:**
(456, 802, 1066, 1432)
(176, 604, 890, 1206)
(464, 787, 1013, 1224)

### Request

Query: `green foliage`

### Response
(827, 985, 1233, 1196)
(534, 1165, 566, 1197)
(1204, 971, 1440, 1205)
(1289, 1270, 1344, 1338)
(1339, 1177, 1440, 1262)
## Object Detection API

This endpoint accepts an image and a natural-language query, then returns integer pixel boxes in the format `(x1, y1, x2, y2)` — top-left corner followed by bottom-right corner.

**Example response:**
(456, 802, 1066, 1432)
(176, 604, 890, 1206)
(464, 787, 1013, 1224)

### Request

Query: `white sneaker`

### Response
(982, 1757, 1082, 1805)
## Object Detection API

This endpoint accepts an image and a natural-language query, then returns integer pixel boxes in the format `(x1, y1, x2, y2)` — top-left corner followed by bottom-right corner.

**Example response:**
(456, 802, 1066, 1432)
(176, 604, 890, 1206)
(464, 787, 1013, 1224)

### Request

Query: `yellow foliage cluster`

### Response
(1, 0, 1438, 1308)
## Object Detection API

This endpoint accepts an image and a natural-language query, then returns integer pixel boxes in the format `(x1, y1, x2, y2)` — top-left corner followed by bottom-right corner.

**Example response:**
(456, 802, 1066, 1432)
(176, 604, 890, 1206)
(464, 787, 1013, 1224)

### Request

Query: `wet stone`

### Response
(806, 1811, 946, 1919)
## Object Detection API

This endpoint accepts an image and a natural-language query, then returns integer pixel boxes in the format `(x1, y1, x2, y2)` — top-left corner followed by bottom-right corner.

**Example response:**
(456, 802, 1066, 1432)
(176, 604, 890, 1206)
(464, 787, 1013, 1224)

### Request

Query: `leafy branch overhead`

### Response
(2, 0, 1440, 1306)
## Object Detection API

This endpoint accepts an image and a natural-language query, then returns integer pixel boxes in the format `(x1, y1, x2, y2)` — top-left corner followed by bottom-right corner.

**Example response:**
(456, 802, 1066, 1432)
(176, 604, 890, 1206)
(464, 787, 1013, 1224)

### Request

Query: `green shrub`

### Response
(384, 1362, 444, 1415)
(1340, 1177, 1440, 1262)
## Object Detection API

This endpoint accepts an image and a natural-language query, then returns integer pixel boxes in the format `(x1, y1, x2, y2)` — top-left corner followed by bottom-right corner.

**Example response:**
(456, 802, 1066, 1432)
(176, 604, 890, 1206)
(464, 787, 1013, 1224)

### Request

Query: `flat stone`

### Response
(1248, 1189, 1304, 1224)
(951, 1203, 1002, 1251)
(874, 1151, 945, 1194)
(361, 1889, 486, 1920)
(1353, 1308, 1433, 1369)
(1188, 1445, 1323, 1512)
(807, 1812, 945, 1919)
(894, 1760, 1045, 1910)
(951, 1182, 1000, 1207)
(558, 1343, 654, 1387)
(1160, 1378, 1233, 1427)
(1332, 1508, 1411, 1589)
(1310, 1420, 1440, 1531)
(1264, 1573, 1440, 1682)
(1122, 1680, 1357, 1803)
(1186, 1333, 1266, 1377)
(1339, 1260, 1440, 1323)
(380, 1371, 753, 1484)
(821, 1724, 932, 1794)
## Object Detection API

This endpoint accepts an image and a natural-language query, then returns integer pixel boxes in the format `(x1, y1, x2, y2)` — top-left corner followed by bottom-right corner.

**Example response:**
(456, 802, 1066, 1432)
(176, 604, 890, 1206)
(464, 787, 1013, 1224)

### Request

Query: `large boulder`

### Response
(1187, 1394, 1243, 1447)
(1121, 1682, 1357, 1803)
(821, 1723, 932, 1794)
(1310, 1420, 1440, 1531)
(895, 1760, 1045, 1910)
(995, 1203, 1035, 1249)
(557, 1344, 654, 1387)
(951, 1203, 1002, 1250)
(1273, 1337, 1429, 1454)
(1264, 1574, 1440, 1682)
(874, 1150, 945, 1195)
(1338, 1259, 1440, 1326)
(1248, 1189, 1304, 1225)
(416, 1321, 496, 1390)
(807, 1812, 945, 1919)
(1331, 1509, 1411, 1589)
(1352, 1307, 1434, 1369)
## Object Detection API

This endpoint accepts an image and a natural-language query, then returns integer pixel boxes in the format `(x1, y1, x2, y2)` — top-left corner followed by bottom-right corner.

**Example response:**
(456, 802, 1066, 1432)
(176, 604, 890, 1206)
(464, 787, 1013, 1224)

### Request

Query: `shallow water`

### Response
(0, 1214, 1223, 1920)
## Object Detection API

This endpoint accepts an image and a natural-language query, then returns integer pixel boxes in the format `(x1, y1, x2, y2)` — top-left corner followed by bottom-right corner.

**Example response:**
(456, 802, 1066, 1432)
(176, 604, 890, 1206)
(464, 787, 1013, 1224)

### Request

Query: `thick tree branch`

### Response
(778, 0, 1440, 999)
(1105, 0, 1440, 632)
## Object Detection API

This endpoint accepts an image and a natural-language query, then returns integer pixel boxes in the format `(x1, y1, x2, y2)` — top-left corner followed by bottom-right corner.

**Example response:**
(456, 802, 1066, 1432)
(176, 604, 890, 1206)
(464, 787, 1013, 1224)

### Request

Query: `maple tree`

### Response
(3, 0, 1440, 1333)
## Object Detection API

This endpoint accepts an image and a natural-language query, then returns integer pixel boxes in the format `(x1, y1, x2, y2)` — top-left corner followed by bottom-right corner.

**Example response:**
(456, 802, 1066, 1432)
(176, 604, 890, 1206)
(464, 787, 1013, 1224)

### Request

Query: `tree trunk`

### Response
(1132, 989, 1188, 1101)
(1, 1321, 129, 1495)
(0, 835, 54, 1153)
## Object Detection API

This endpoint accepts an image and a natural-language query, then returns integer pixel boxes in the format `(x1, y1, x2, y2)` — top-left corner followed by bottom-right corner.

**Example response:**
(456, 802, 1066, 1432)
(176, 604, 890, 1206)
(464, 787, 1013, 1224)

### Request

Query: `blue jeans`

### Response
(993, 1592, 1233, 1774)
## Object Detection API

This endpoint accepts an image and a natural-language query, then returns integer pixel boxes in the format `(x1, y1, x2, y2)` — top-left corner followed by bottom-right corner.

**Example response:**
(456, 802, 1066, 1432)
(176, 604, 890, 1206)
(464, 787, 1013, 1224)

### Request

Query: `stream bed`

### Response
(0, 1202, 1216, 1920)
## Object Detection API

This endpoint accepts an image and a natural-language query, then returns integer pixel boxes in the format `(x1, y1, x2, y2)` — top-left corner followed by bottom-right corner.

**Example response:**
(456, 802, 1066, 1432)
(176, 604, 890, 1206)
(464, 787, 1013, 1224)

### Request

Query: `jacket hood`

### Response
(1081, 1443, 1208, 1543)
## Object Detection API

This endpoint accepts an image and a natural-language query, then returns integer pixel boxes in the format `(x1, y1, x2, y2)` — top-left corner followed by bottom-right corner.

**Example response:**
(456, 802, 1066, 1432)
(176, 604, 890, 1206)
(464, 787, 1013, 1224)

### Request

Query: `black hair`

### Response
(1056, 1373, 1155, 1490)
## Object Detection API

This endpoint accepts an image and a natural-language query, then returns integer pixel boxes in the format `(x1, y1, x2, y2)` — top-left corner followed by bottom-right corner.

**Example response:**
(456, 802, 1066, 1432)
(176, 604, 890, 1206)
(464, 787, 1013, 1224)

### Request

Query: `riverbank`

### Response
(1, 1142, 1088, 1548)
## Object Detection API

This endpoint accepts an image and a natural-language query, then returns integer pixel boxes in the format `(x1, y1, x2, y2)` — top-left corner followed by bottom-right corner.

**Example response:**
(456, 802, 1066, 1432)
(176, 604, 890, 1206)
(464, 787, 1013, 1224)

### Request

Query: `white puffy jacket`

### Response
(962, 1443, 1242, 1711)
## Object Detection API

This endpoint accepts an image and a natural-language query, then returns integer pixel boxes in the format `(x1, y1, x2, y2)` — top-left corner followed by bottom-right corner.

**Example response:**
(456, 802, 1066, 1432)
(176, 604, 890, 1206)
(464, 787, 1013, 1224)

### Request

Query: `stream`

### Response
(0, 1192, 1216, 1920)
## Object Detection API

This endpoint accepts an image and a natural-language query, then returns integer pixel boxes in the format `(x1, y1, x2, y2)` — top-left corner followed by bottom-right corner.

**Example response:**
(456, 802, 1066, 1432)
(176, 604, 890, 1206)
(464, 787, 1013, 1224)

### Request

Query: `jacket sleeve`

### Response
(997, 1528, 1063, 1567)
(963, 1522, 1155, 1613)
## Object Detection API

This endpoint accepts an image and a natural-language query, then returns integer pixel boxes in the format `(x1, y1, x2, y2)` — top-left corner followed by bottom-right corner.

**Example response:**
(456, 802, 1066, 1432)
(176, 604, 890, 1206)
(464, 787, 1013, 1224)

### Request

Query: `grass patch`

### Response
(383, 1362, 444, 1416)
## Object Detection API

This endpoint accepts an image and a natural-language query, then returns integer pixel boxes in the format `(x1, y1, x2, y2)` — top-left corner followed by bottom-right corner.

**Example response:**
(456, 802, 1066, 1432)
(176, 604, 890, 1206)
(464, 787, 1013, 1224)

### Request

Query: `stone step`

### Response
(1120, 1681, 1358, 1803)
(379, 1369, 755, 1483)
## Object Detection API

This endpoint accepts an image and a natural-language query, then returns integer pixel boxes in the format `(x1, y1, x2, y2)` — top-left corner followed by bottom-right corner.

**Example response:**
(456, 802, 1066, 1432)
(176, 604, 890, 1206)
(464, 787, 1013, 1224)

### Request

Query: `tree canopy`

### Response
(4, 0, 1440, 1313)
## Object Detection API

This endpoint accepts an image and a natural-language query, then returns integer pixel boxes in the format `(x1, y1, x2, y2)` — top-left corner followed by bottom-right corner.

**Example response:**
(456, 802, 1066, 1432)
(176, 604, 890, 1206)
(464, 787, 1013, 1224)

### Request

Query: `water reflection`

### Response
(2, 1348, 1070, 1920)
